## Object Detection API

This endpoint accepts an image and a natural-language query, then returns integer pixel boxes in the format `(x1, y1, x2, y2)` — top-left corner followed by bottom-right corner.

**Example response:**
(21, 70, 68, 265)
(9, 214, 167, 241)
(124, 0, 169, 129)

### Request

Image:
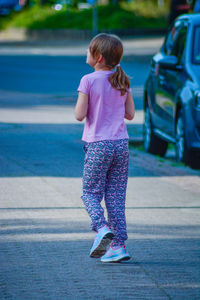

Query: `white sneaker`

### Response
(101, 244, 131, 263)
(90, 225, 114, 258)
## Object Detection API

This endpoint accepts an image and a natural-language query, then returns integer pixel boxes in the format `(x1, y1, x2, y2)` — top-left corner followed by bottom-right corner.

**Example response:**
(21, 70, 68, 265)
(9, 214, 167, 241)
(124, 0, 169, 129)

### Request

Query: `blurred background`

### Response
(0, 0, 199, 39)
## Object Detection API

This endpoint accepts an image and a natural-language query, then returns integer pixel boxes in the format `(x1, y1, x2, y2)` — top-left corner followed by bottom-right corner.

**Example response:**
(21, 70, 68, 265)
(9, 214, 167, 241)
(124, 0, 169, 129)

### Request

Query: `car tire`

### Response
(176, 110, 200, 169)
(143, 106, 168, 156)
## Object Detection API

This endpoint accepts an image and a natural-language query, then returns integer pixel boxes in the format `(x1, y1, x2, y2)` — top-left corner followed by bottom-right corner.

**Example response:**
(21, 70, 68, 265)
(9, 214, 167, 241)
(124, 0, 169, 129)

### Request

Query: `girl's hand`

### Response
(125, 92, 135, 120)
(75, 92, 88, 121)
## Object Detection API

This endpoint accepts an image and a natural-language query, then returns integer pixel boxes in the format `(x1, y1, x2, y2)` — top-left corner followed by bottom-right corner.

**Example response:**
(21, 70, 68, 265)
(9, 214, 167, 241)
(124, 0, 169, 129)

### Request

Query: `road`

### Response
(0, 44, 200, 299)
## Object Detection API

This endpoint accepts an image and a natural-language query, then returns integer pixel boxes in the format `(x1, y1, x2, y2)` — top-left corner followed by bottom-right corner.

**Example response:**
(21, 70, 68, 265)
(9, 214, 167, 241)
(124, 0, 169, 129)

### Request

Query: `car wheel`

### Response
(143, 106, 168, 156)
(176, 110, 200, 169)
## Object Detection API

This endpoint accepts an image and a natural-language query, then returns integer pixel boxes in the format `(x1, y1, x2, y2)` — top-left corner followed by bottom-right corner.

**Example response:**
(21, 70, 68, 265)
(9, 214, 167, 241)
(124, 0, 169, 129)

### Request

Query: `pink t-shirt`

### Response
(77, 70, 130, 143)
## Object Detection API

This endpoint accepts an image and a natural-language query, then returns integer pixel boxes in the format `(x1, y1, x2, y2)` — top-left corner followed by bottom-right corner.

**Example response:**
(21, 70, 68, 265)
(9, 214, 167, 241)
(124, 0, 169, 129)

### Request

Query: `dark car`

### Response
(143, 13, 200, 168)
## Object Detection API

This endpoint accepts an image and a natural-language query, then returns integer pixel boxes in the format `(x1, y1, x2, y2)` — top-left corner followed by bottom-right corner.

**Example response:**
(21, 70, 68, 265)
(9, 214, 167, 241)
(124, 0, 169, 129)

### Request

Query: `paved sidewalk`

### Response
(0, 36, 164, 56)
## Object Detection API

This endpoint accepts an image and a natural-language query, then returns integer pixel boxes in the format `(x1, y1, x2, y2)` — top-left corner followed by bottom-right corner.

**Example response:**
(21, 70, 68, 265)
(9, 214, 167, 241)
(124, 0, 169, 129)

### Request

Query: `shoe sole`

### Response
(101, 255, 131, 263)
(90, 233, 114, 258)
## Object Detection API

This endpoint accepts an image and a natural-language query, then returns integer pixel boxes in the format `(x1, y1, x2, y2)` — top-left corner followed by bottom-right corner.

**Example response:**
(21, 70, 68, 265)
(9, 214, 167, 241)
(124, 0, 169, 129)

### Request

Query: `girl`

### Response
(75, 33, 135, 263)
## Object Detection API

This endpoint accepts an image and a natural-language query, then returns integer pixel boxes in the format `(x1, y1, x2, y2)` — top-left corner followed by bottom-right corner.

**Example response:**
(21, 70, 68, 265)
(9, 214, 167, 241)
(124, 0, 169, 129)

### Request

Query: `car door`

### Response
(154, 21, 188, 137)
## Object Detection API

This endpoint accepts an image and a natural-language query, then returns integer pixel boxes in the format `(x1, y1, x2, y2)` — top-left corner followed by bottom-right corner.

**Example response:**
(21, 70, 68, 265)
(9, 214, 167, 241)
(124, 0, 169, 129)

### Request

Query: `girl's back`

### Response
(78, 70, 129, 143)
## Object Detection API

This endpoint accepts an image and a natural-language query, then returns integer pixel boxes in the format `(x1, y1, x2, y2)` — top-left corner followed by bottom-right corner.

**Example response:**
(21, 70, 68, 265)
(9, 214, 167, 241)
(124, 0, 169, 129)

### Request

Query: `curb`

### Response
(0, 27, 167, 42)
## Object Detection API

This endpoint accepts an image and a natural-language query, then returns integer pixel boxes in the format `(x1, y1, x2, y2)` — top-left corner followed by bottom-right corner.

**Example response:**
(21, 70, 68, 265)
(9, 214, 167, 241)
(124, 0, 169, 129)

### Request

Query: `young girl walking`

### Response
(75, 33, 135, 263)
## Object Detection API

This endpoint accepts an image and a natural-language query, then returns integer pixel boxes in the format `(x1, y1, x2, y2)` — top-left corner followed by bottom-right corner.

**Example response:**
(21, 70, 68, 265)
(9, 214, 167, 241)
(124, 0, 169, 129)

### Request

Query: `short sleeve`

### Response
(77, 75, 89, 95)
(128, 86, 132, 93)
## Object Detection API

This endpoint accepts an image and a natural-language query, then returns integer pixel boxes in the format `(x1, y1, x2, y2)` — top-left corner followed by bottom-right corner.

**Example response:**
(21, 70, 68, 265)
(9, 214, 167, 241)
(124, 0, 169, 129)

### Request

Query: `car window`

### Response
(170, 26, 187, 63)
(162, 21, 187, 66)
(163, 20, 184, 55)
(192, 26, 200, 65)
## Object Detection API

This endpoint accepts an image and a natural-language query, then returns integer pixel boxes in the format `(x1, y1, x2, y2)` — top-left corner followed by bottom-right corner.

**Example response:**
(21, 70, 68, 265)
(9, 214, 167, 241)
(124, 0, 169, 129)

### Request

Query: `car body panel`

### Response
(144, 13, 200, 154)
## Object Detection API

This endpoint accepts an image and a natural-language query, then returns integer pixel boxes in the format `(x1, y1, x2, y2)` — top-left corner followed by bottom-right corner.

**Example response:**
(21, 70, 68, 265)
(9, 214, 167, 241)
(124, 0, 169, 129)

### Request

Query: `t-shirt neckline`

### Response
(94, 70, 113, 73)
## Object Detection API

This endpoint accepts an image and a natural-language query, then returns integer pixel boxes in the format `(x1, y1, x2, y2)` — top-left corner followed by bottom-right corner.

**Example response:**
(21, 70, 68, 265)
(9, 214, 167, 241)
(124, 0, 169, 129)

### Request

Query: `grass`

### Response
(0, 0, 169, 30)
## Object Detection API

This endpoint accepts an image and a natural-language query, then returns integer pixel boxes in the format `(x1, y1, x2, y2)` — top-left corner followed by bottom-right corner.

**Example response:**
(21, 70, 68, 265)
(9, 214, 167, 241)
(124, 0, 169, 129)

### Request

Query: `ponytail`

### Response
(109, 65, 130, 96)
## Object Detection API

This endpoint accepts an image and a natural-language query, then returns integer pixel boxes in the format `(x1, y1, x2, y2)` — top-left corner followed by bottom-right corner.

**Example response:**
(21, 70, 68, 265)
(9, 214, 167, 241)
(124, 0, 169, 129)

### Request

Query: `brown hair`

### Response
(89, 33, 130, 96)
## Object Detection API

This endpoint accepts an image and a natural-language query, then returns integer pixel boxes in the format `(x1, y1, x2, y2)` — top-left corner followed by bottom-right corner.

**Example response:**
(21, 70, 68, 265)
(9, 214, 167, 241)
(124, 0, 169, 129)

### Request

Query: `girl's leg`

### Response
(104, 139, 129, 246)
(81, 141, 113, 232)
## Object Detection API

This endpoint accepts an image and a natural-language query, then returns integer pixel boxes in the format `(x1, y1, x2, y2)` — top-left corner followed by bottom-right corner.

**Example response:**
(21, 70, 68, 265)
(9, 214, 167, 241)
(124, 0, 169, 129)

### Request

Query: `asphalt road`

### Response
(0, 47, 200, 299)
(0, 54, 147, 108)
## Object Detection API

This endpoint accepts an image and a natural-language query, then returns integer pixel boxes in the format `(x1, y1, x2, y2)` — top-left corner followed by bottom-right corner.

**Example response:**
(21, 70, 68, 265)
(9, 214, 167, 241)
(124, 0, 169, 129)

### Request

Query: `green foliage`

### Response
(0, 1, 169, 30)
(122, 0, 170, 18)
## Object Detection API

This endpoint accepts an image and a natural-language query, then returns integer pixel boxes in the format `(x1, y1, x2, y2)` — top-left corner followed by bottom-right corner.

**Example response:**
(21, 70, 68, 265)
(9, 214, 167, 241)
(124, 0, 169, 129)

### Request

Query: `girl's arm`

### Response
(75, 92, 88, 121)
(125, 92, 135, 120)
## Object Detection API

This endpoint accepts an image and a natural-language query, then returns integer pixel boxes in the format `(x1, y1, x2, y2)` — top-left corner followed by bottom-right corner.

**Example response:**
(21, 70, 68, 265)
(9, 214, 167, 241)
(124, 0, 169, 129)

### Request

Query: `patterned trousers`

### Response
(81, 139, 129, 246)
